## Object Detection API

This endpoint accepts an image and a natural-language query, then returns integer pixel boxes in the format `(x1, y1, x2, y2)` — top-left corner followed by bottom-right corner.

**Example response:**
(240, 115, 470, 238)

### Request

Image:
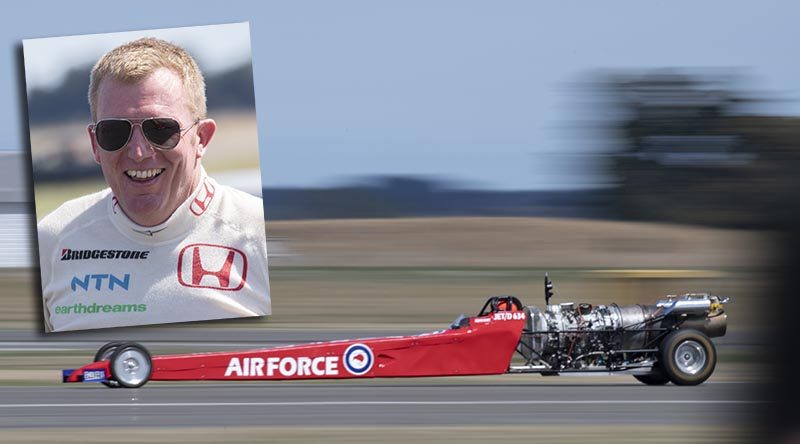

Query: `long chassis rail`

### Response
(62, 299, 705, 385)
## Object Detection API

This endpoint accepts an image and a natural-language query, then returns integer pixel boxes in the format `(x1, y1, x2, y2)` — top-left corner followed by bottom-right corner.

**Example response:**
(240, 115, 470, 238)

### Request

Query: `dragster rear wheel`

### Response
(109, 343, 152, 388)
(659, 329, 716, 386)
(94, 342, 125, 388)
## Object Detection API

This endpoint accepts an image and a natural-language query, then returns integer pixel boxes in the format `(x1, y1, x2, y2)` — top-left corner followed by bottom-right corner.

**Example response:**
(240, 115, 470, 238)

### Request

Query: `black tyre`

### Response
(109, 343, 152, 388)
(659, 329, 716, 386)
(633, 370, 670, 385)
(94, 342, 125, 388)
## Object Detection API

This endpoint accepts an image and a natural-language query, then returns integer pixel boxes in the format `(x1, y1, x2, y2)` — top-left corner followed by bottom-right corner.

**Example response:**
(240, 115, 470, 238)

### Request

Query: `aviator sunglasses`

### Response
(91, 117, 198, 152)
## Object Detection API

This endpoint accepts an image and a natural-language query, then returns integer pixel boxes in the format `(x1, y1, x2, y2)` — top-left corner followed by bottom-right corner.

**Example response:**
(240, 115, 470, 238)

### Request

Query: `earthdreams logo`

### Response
(54, 302, 147, 315)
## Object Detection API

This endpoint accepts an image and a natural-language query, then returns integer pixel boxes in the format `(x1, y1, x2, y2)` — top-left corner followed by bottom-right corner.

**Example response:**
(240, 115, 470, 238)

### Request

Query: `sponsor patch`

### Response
(70, 274, 130, 292)
(190, 179, 216, 216)
(61, 249, 149, 261)
(83, 370, 106, 382)
(54, 303, 147, 315)
(343, 343, 373, 376)
(177, 244, 247, 291)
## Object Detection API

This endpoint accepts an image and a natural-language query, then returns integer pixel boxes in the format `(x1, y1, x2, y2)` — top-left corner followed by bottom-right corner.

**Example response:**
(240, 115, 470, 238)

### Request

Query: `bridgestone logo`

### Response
(61, 249, 149, 261)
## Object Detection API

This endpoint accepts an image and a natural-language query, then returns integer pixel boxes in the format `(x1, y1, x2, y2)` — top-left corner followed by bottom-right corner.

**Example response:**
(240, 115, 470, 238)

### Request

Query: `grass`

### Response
(7, 214, 772, 331)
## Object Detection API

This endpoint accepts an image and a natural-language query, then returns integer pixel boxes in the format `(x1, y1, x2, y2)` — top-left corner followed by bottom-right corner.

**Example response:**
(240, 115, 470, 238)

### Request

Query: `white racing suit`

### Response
(37, 171, 271, 332)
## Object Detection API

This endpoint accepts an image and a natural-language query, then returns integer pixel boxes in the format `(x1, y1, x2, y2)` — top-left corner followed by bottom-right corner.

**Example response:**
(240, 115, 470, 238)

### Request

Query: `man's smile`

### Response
(124, 168, 165, 182)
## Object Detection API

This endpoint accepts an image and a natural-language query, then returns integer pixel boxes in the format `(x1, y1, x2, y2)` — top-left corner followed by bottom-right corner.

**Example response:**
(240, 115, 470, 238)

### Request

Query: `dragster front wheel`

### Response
(94, 342, 125, 388)
(108, 343, 152, 388)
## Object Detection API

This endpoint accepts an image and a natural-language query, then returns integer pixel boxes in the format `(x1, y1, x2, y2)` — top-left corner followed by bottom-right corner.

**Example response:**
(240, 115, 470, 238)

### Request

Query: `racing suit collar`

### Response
(108, 167, 215, 245)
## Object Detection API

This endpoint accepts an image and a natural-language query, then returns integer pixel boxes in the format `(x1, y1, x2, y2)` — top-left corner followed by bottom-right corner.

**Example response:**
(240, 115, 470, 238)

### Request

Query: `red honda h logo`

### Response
(177, 244, 248, 291)
(190, 179, 216, 216)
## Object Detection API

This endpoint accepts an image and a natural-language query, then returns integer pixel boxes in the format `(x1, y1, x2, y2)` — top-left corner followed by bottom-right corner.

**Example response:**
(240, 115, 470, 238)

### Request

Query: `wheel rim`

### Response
(674, 340, 706, 375)
(112, 349, 150, 386)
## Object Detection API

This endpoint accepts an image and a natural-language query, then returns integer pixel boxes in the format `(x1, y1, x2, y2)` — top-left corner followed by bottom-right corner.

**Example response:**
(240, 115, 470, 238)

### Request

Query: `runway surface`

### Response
(0, 327, 764, 430)
(0, 379, 761, 428)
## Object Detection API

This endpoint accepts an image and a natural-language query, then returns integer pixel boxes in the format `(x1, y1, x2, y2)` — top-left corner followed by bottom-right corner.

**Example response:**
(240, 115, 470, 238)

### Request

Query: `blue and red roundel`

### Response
(343, 343, 373, 376)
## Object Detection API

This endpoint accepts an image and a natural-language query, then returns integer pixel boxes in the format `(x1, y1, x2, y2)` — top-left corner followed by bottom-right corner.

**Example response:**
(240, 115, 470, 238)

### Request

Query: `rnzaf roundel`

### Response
(343, 343, 373, 376)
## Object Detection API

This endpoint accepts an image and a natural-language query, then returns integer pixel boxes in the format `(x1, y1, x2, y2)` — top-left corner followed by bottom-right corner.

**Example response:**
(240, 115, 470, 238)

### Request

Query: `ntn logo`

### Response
(70, 274, 130, 291)
(224, 356, 339, 377)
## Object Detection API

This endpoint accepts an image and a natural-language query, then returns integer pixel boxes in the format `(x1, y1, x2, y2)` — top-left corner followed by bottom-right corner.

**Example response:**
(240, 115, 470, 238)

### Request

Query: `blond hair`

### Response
(89, 38, 206, 121)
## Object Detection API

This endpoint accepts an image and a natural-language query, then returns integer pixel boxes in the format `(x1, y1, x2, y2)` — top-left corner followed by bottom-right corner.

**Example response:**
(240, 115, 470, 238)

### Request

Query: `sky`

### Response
(2, 1, 799, 190)
(23, 23, 252, 91)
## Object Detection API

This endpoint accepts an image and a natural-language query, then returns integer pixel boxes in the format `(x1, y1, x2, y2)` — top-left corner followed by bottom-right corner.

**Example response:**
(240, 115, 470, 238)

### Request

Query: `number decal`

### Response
(492, 312, 525, 321)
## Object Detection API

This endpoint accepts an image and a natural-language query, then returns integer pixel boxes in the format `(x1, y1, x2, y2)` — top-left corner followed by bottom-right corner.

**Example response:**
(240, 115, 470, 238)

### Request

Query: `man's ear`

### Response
(87, 124, 101, 164)
(195, 119, 216, 159)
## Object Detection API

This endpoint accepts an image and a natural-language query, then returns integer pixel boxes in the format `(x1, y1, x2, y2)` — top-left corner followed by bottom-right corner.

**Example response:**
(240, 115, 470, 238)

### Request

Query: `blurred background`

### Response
(2, 1, 799, 443)
(24, 22, 262, 218)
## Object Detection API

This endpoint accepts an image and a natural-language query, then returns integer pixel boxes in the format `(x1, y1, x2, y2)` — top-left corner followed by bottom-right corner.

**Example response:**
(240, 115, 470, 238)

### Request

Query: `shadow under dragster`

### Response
(62, 275, 730, 388)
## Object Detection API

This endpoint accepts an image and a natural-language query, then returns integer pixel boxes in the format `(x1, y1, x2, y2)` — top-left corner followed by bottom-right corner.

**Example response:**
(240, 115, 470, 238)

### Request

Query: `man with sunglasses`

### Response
(37, 38, 271, 332)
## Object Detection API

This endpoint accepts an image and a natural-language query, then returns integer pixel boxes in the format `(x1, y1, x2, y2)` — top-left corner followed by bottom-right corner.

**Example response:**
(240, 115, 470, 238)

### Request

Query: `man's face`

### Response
(90, 68, 215, 227)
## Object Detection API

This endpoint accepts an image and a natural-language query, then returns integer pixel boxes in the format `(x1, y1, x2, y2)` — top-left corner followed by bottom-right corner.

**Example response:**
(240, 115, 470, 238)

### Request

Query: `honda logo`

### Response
(177, 244, 248, 291)
(190, 179, 216, 216)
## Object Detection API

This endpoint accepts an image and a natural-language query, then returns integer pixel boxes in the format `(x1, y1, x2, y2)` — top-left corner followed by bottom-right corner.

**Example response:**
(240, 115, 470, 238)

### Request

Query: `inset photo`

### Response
(24, 22, 270, 332)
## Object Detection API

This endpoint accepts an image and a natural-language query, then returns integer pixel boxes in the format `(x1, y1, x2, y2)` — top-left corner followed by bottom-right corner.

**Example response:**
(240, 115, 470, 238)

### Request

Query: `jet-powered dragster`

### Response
(63, 275, 729, 388)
